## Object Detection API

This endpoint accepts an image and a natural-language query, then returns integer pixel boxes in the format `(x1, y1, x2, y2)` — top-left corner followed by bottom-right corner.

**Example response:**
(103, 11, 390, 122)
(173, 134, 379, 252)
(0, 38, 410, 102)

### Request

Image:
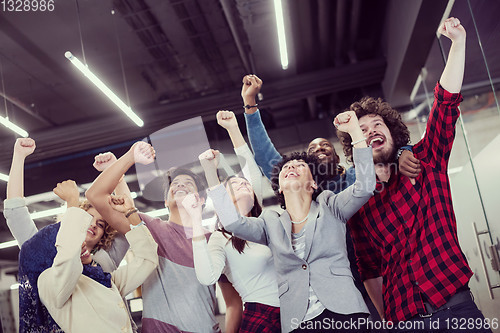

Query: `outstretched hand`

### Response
(131, 141, 156, 165)
(93, 152, 117, 171)
(439, 17, 466, 42)
(198, 149, 220, 171)
(53, 180, 80, 208)
(14, 138, 36, 158)
(217, 110, 238, 130)
(108, 194, 135, 214)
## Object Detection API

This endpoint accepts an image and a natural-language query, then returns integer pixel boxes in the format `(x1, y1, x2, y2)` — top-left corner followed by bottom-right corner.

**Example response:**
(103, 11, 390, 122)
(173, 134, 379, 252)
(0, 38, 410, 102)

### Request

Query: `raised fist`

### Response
(333, 111, 360, 134)
(198, 149, 220, 171)
(438, 17, 466, 42)
(14, 138, 36, 158)
(108, 194, 135, 214)
(53, 180, 80, 207)
(131, 141, 155, 165)
(93, 152, 117, 172)
(178, 192, 203, 217)
(216, 110, 238, 130)
(241, 74, 262, 100)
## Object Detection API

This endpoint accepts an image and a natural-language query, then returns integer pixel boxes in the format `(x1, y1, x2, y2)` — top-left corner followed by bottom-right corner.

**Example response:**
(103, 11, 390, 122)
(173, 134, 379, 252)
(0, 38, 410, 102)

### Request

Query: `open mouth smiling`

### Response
(285, 171, 299, 178)
(369, 136, 385, 149)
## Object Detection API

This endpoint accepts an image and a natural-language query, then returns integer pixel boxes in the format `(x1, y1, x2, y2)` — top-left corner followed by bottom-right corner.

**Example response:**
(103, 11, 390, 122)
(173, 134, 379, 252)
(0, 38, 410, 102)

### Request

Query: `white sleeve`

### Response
(322, 147, 376, 222)
(234, 143, 264, 205)
(192, 231, 228, 285)
(93, 233, 130, 273)
(111, 225, 158, 297)
(38, 207, 91, 309)
(3, 197, 38, 247)
(208, 184, 269, 245)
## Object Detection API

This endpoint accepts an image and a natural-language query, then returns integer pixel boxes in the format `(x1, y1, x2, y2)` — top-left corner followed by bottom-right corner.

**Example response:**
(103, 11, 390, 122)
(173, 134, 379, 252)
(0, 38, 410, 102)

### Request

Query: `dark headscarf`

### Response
(18, 222, 112, 332)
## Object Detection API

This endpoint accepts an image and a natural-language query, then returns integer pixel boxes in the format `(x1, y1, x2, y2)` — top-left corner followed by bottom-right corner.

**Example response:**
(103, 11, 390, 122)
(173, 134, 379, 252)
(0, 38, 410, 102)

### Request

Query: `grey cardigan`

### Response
(208, 147, 376, 332)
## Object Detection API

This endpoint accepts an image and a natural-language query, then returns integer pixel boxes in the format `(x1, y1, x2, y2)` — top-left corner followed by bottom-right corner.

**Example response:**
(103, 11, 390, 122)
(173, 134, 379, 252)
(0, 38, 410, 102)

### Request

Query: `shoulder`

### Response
(263, 209, 281, 219)
(316, 190, 336, 203)
(138, 213, 164, 227)
(210, 231, 230, 244)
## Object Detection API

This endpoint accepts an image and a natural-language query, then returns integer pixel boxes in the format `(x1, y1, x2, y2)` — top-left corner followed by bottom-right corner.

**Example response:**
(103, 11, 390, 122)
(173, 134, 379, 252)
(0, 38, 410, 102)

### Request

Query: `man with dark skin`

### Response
(241, 74, 420, 191)
(240, 74, 420, 320)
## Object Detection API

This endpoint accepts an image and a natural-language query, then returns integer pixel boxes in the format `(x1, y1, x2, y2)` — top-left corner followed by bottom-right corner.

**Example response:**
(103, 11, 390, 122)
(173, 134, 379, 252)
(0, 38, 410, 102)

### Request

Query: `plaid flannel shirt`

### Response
(349, 82, 473, 322)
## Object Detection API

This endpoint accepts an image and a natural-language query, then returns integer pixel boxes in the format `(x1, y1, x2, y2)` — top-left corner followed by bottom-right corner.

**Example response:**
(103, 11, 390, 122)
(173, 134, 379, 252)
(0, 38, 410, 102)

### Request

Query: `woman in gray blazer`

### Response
(205, 111, 376, 332)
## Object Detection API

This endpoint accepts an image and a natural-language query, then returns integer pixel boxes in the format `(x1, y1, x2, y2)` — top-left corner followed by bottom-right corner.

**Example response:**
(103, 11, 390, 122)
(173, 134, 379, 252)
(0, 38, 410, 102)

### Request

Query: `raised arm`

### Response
(4, 138, 38, 246)
(217, 110, 264, 203)
(92, 152, 133, 270)
(413, 17, 466, 170)
(38, 181, 89, 309)
(111, 224, 158, 297)
(180, 191, 228, 285)
(7, 138, 35, 199)
(208, 184, 268, 245)
(327, 112, 375, 221)
(86, 142, 155, 234)
(93, 152, 134, 202)
(241, 74, 281, 179)
(192, 230, 228, 285)
(439, 17, 466, 93)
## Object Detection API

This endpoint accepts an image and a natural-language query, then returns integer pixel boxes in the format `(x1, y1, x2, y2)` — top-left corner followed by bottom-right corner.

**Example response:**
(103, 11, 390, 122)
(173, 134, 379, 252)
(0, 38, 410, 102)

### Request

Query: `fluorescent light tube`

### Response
(0, 114, 28, 137)
(147, 208, 169, 217)
(273, 0, 289, 70)
(0, 172, 8, 182)
(65, 51, 144, 127)
(0, 240, 18, 250)
(30, 206, 66, 220)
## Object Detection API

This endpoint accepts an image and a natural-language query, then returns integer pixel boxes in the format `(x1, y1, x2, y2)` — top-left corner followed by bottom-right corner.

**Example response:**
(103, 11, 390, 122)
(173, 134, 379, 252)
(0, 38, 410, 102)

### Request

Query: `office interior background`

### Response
(0, 0, 499, 331)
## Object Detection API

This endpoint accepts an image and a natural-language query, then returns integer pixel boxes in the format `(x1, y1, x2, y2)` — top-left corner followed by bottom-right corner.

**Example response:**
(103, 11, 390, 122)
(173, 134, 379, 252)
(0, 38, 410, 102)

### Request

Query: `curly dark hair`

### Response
(79, 200, 117, 251)
(337, 97, 410, 163)
(270, 152, 325, 209)
(219, 175, 263, 254)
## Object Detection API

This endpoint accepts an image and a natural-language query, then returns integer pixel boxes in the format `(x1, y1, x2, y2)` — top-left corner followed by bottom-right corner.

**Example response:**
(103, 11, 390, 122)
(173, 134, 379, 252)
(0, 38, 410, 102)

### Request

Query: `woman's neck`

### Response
(284, 191, 312, 232)
(234, 198, 253, 217)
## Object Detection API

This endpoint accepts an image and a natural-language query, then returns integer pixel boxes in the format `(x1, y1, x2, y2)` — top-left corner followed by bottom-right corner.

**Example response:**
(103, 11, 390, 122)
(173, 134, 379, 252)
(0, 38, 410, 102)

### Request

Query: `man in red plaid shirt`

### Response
(337, 18, 491, 332)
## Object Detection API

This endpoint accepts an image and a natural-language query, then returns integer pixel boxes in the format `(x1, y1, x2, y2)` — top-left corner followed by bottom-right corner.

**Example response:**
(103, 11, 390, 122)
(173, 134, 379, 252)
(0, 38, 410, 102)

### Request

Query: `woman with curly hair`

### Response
(205, 111, 376, 332)
(31, 179, 158, 333)
(5, 138, 157, 332)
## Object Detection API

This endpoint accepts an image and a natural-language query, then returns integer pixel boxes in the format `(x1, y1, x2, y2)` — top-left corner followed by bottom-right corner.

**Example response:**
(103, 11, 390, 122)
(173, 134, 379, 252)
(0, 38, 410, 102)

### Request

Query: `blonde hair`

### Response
(79, 200, 117, 251)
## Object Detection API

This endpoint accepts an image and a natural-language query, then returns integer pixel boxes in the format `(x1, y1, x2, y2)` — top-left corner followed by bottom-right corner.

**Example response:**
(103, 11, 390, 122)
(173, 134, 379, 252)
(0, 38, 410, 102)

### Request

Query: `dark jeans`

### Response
(391, 294, 492, 333)
(291, 309, 371, 332)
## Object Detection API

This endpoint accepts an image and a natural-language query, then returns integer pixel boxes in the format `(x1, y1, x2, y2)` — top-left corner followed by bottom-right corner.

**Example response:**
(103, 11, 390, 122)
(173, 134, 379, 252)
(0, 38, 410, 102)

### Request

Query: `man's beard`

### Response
(373, 146, 397, 165)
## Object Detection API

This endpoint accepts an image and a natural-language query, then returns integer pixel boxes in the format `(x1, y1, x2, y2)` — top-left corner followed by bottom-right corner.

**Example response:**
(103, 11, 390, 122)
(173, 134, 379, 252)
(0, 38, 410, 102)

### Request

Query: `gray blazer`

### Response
(209, 147, 375, 333)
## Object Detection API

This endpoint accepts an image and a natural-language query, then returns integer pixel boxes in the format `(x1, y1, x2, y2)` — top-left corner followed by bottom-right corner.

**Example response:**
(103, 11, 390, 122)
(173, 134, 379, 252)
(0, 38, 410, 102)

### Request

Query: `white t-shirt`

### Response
(193, 231, 279, 307)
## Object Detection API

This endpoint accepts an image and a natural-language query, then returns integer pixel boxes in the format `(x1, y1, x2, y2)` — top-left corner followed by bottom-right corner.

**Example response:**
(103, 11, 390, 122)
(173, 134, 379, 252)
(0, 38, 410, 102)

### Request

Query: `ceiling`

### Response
(0, 0, 474, 266)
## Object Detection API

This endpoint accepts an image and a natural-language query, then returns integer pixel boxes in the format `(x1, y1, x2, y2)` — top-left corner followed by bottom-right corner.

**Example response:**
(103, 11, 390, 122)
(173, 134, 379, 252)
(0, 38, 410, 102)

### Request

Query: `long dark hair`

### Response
(219, 175, 262, 253)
